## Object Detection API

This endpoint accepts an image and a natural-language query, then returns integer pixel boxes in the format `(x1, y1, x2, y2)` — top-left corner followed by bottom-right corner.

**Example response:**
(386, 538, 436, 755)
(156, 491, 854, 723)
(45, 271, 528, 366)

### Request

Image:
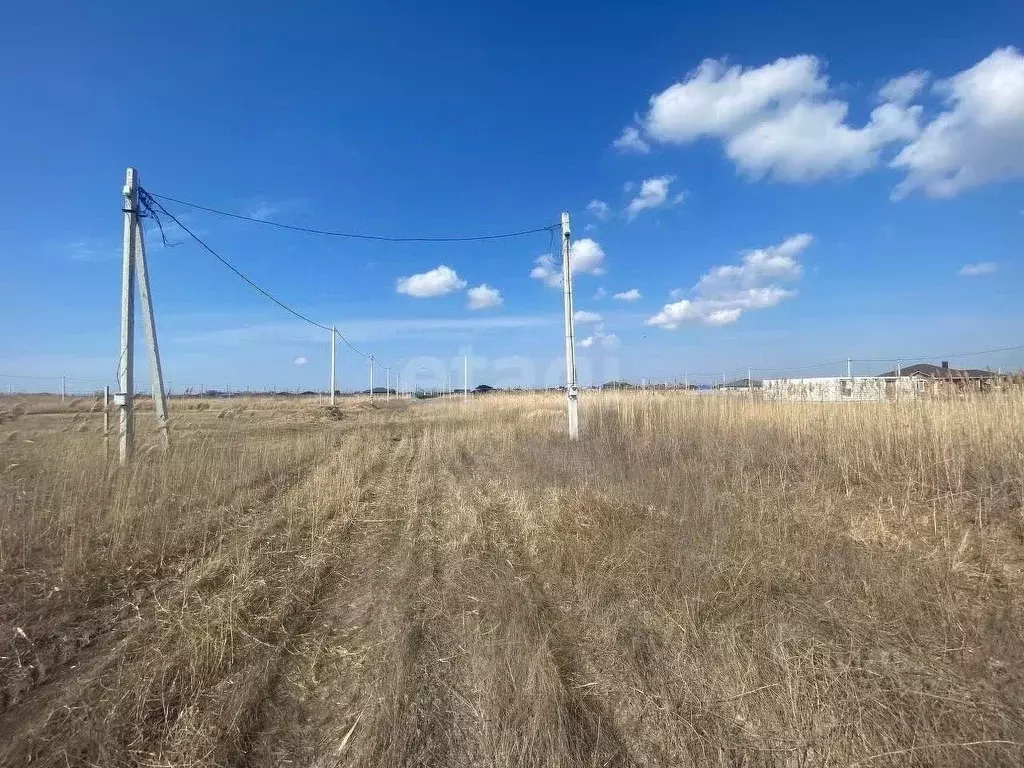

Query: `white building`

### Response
(762, 376, 922, 403)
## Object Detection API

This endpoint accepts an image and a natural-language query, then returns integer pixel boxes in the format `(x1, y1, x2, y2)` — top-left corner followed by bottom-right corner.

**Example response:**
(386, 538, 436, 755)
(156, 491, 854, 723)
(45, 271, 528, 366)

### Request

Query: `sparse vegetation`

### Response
(1, 391, 1022, 766)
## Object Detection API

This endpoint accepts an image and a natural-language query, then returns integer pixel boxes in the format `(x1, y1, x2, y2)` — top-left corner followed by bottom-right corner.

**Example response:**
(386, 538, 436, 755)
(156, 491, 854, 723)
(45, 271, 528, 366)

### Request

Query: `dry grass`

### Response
(1, 391, 1022, 766)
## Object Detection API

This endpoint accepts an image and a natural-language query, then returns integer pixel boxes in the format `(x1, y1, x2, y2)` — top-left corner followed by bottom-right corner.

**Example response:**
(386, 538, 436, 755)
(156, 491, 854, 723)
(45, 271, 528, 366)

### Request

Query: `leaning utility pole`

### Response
(561, 212, 579, 440)
(134, 211, 170, 450)
(117, 167, 170, 463)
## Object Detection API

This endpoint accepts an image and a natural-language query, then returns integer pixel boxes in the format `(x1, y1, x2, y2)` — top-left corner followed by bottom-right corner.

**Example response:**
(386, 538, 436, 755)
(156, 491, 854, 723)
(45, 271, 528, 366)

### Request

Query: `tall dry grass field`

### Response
(0, 390, 1022, 766)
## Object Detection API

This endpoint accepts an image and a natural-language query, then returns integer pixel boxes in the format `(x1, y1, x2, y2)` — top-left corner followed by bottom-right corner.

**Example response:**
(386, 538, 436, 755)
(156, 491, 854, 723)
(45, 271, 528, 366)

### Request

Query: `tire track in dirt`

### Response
(446, 474, 635, 768)
(243, 423, 426, 767)
(245, 420, 488, 767)
(0, 433, 337, 719)
(470, 473, 752, 767)
(0, 424, 384, 768)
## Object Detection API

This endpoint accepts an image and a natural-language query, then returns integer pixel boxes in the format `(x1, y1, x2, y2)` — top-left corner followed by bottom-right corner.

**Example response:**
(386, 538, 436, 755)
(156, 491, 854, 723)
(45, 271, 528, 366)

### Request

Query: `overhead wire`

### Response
(130, 188, 1023, 392)
(140, 189, 334, 333)
(139, 187, 558, 385)
(147, 192, 559, 243)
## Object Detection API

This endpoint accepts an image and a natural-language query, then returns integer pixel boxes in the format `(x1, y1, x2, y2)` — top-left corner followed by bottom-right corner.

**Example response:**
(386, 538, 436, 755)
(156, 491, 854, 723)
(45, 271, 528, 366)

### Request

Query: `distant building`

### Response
(874, 361, 998, 394)
(763, 361, 1002, 402)
(716, 377, 762, 390)
(762, 376, 919, 403)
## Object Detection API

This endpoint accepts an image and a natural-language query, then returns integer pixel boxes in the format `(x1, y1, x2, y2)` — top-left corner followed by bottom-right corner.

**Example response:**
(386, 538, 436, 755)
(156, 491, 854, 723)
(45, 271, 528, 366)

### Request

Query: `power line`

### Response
(141, 190, 334, 333)
(335, 328, 370, 360)
(141, 190, 385, 370)
(853, 343, 1024, 363)
(148, 191, 559, 243)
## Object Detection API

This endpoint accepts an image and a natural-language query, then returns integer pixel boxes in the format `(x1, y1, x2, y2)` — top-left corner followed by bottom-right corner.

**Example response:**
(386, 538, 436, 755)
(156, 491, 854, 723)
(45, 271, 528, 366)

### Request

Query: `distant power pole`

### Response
(61, 375, 66, 403)
(386, 365, 390, 403)
(847, 358, 852, 379)
(369, 355, 374, 399)
(330, 326, 337, 405)
(463, 355, 469, 400)
(561, 212, 579, 440)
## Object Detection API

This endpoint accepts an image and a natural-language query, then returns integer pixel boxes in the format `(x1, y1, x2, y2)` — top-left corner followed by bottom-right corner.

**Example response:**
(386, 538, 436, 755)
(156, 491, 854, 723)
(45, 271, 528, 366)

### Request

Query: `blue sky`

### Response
(1, 1, 1022, 392)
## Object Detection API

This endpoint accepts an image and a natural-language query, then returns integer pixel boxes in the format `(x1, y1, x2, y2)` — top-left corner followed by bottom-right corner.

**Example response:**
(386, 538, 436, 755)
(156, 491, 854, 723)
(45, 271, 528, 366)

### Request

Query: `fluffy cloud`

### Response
(959, 261, 997, 276)
(573, 310, 602, 323)
(612, 125, 651, 153)
(293, 356, 307, 366)
(624, 175, 683, 219)
(396, 265, 467, 297)
(618, 55, 922, 182)
(466, 284, 503, 309)
(879, 71, 930, 105)
(891, 47, 1024, 198)
(613, 288, 642, 301)
(648, 234, 812, 329)
(619, 48, 1024, 197)
(579, 330, 620, 349)
(586, 200, 612, 220)
(530, 239, 607, 287)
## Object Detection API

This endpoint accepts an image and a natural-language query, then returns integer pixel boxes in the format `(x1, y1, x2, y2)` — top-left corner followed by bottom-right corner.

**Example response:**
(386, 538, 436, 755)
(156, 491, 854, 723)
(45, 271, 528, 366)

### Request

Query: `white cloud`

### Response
(619, 55, 922, 182)
(530, 238, 607, 287)
(612, 125, 650, 153)
(396, 265, 467, 297)
(573, 310, 602, 323)
(587, 200, 612, 220)
(593, 287, 607, 300)
(579, 330, 619, 349)
(724, 99, 921, 182)
(530, 255, 561, 287)
(572, 239, 607, 274)
(647, 233, 812, 329)
(293, 356, 307, 366)
(959, 261, 997, 276)
(879, 71, 930, 105)
(467, 283, 503, 309)
(625, 175, 682, 219)
(891, 47, 1024, 198)
(613, 288, 642, 301)
(246, 201, 279, 222)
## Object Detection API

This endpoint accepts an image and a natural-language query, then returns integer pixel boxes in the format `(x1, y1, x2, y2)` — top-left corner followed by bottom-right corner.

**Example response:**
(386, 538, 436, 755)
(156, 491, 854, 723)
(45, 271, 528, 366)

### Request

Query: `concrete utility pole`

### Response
(330, 326, 337, 405)
(369, 355, 374, 399)
(463, 355, 468, 400)
(103, 385, 110, 453)
(847, 358, 852, 379)
(133, 215, 170, 450)
(117, 168, 170, 462)
(118, 168, 138, 464)
(386, 366, 390, 403)
(61, 375, 66, 403)
(561, 212, 579, 440)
